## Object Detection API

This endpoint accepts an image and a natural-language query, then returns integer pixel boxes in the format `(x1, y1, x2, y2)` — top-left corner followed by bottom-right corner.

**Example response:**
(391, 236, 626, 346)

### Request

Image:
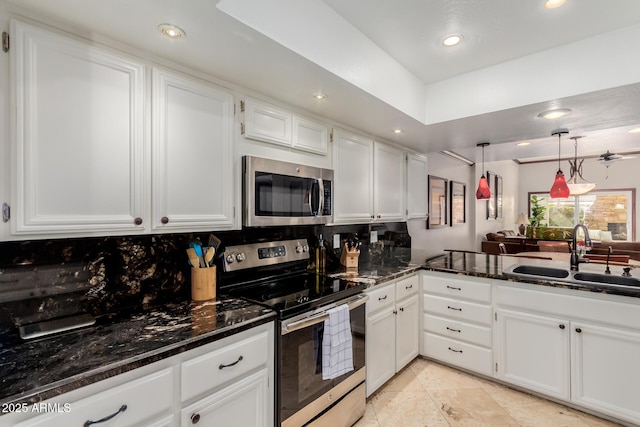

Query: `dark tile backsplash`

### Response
(0, 223, 409, 318)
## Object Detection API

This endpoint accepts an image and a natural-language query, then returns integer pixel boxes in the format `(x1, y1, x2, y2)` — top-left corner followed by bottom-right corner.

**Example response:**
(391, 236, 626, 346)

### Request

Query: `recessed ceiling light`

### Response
(628, 128, 640, 133)
(544, 0, 566, 9)
(313, 93, 327, 100)
(517, 141, 531, 146)
(393, 129, 402, 134)
(537, 108, 572, 120)
(158, 23, 186, 39)
(443, 34, 463, 47)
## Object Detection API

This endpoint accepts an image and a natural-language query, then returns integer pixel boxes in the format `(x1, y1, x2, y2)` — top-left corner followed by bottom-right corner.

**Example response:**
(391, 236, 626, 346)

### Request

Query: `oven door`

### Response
(243, 155, 333, 227)
(279, 294, 367, 426)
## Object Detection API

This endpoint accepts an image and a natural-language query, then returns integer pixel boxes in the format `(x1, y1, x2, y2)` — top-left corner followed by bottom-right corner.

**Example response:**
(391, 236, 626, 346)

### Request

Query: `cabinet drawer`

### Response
(16, 369, 173, 427)
(366, 283, 396, 315)
(182, 330, 269, 401)
(395, 274, 418, 301)
(423, 274, 491, 303)
(424, 294, 492, 325)
(422, 332, 493, 377)
(423, 314, 492, 348)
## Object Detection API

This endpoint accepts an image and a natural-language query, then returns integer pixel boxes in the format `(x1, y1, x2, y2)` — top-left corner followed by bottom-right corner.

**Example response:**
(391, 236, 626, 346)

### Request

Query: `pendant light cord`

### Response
(557, 133, 561, 172)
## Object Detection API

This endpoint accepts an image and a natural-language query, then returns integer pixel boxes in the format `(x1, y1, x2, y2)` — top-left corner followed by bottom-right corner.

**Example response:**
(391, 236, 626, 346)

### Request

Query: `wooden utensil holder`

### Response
(191, 266, 216, 301)
(340, 244, 360, 268)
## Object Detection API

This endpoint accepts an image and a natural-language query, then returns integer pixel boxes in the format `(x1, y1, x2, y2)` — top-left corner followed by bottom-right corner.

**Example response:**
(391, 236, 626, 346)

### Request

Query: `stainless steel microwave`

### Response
(243, 156, 333, 227)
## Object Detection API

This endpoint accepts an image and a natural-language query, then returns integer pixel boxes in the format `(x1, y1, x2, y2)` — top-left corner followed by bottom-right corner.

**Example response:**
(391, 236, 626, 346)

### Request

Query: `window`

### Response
(528, 189, 635, 241)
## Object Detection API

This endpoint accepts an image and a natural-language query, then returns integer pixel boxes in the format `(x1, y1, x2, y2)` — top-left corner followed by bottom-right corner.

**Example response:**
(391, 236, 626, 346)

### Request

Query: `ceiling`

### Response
(3, 0, 640, 163)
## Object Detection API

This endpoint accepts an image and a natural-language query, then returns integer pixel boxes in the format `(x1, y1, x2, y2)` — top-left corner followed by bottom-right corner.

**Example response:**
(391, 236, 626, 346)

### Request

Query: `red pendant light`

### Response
(549, 129, 570, 199)
(475, 142, 491, 200)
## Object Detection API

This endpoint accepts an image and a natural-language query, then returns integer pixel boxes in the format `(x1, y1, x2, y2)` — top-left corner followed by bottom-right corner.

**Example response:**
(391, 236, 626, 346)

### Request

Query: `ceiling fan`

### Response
(597, 150, 624, 163)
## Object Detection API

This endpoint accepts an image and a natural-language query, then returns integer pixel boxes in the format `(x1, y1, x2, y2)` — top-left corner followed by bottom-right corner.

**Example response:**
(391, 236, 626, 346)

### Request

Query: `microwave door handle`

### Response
(310, 179, 321, 216)
(318, 179, 325, 215)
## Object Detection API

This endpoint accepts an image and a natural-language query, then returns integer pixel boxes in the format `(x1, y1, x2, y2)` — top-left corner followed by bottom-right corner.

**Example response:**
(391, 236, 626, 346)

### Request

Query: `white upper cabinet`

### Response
(373, 142, 404, 222)
(242, 97, 291, 147)
(292, 115, 328, 154)
(406, 153, 428, 219)
(333, 128, 374, 223)
(242, 97, 328, 155)
(11, 20, 146, 235)
(333, 128, 406, 224)
(151, 68, 235, 231)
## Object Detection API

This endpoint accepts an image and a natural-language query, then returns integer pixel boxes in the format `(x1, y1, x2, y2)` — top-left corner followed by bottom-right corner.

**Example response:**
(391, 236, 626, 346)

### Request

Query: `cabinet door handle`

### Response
(84, 405, 127, 426)
(191, 413, 201, 424)
(219, 355, 243, 370)
(446, 285, 461, 290)
(446, 327, 461, 333)
(378, 295, 387, 301)
(447, 306, 462, 311)
(399, 307, 404, 312)
(448, 347, 463, 353)
(134, 217, 143, 226)
(559, 324, 565, 329)
(405, 284, 413, 290)
(161, 216, 169, 224)
(575, 328, 582, 333)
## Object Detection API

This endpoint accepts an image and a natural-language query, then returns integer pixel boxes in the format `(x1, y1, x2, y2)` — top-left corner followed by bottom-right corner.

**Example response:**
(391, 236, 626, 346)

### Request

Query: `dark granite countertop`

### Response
(424, 251, 640, 299)
(0, 297, 275, 407)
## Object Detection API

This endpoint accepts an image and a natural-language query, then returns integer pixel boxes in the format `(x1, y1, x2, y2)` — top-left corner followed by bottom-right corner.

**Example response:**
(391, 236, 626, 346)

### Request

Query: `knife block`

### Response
(340, 244, 360, 268)
(191, 266, 216, 301)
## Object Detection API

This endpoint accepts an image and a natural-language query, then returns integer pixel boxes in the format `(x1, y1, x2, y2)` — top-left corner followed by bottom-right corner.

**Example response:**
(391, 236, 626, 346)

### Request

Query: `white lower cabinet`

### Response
(365, 274, 419, 397)
(3, 322, 274, 427)
(495, 283, 640, 425)
(420, 271, 493, 377)
(495, 308, 570, 399)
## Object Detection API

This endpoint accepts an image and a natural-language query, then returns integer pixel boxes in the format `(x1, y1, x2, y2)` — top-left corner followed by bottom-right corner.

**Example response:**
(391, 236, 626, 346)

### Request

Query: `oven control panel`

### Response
(223, 239, 310, 272)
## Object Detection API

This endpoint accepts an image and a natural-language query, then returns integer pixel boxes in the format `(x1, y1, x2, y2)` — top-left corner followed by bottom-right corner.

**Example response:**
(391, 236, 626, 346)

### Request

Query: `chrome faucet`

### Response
(570, 224, 592, 271)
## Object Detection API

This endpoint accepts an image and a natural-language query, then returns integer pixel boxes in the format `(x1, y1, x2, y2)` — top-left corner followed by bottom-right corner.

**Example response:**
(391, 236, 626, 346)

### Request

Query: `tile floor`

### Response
(354, 357, 623, 427)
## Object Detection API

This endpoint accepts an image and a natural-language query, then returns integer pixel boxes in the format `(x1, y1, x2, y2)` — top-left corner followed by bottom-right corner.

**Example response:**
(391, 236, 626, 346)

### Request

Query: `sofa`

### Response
(481, 230, 539, 255)
(588, 241, 640, 261)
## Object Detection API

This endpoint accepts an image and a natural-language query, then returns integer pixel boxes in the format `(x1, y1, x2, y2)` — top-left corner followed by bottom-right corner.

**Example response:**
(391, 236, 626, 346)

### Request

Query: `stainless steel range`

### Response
(220, 239, 367, 427)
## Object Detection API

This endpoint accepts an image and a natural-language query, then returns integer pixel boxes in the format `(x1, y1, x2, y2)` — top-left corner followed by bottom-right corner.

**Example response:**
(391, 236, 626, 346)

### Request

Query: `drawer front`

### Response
(182, 330, 269, 401)
(366, 283, 396, 315)
(395, 274, 419, 301)
(422, 332, 493, 377)
(423, 274, 491, 303)
(423, 313, 492, 348)
(424, 294, 492, 325)
(16, 368, 173, 427)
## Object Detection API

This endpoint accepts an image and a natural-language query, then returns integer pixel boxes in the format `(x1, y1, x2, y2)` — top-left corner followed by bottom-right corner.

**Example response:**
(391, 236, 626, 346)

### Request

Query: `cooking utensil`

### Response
(189, 241, 205, 267)
(203, 246, 215, 267)
(187, 248, 201, 268)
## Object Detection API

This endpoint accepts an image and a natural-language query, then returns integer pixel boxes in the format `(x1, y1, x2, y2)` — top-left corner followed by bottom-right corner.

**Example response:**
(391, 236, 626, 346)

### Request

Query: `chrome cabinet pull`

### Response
(447, 305, 462, 311)
(84, 405, 127, 426)
(219, 355, 243, 370)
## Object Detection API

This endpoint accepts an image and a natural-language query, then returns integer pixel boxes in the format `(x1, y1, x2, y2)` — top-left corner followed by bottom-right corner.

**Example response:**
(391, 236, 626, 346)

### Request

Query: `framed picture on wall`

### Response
(486, 171, 496, 220)
(427, 175, 448, 228)
(495, 174, 503, 219)
(450, 180, 466, 225)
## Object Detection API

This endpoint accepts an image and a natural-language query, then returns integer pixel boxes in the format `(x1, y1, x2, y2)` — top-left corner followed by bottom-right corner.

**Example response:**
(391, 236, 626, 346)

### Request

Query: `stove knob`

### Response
(225, 254, 235, 264)
(236, 253, 246, 262)
(296, 246, 303, 253)
(302, 245, 309, 252)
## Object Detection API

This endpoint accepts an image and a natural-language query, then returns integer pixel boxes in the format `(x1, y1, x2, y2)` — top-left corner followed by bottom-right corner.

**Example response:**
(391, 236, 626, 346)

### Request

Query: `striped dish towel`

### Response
(322, 304, 354, 380)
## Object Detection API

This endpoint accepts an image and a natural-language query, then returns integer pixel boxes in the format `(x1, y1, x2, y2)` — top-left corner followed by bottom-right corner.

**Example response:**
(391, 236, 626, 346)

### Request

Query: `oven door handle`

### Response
(281, 294, 369, 335)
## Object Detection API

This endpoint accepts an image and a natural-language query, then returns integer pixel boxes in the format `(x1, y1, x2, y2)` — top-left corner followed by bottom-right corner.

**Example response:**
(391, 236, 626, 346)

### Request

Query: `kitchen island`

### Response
(420, 250, 640, 426)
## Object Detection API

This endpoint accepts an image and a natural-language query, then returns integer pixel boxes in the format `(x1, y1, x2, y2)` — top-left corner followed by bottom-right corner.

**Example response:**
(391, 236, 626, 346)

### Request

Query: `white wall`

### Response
(518, 157, 640, 240)
(407, 152, 475, 252)
(474, 160, 520, 248)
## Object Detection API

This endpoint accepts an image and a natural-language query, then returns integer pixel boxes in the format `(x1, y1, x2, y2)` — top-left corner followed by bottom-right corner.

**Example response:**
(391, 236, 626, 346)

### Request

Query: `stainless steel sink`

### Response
(573, 272, 640, 287)
(503, 264, 639, 289)
(508, 265, 571, 280)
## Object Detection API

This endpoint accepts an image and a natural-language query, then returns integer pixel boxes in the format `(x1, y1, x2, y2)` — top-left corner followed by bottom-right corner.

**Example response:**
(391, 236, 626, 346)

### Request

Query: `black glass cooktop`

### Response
(225, 272, 366, 319)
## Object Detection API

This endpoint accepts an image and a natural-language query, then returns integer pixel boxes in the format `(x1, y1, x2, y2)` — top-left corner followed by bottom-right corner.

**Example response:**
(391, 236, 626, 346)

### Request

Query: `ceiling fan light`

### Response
(550, 171, 570, 199)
